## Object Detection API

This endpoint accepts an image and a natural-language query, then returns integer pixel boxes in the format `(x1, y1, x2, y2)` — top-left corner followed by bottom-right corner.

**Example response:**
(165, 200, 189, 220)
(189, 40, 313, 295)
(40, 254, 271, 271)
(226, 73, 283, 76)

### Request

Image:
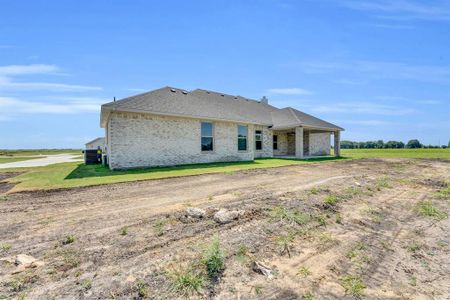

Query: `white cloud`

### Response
(0, 80, 102, 92)
(53, 96, 107, 104)
(0, 64, 102, 92)
(0, 64, 59, 75)
(416, 100, 440, 104)
(0, 96, 100, 115)
(311, 101, 415, 115)
(339, 0, 450, 21)
(301, 60, 450, 83)
(266, 87, 312, 95)
(127, 88, 147, 93)
(372, 23, 415, 29)
(338, 119, 393, 126)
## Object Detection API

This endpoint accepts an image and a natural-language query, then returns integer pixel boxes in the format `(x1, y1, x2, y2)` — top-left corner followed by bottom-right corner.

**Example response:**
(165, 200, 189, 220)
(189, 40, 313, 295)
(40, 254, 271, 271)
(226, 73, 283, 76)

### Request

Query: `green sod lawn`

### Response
(1, 157, 343, 192)
(0, 148, 448, 192)
(341, 148, 450, 159)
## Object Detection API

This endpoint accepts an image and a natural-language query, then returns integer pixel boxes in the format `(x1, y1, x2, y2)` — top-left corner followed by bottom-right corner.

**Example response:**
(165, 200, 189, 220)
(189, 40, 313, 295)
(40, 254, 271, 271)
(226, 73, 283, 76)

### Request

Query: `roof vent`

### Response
(170, 88, 176, 93)
(182, 90, 188, 94)
(220, 94, 224, 97)
(260, 96, 269, 104)
(234, 96, 238, 99)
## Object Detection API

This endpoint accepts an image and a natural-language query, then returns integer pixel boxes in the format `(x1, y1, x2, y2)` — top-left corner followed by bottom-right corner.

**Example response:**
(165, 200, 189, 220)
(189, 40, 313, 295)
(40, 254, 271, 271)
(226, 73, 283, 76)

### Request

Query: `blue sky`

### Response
(1, 0, 449, 148)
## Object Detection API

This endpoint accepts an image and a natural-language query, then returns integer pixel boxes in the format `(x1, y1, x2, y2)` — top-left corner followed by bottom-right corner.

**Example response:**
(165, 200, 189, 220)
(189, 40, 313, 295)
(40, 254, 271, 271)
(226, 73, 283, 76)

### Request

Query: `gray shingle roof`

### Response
(101, 87, 343, 131)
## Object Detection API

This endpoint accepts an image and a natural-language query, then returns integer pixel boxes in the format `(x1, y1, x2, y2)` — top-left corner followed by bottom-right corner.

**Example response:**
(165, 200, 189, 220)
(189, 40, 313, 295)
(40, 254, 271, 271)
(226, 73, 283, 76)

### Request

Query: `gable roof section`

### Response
(85, 137, 105, 145)
(289, 108, 344, 131)
(101, 87, 343, 131)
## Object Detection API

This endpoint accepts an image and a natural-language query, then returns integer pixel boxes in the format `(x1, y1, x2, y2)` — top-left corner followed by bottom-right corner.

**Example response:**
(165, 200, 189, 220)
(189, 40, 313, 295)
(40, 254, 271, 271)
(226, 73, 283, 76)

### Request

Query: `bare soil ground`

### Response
(0, 158, 449, 299)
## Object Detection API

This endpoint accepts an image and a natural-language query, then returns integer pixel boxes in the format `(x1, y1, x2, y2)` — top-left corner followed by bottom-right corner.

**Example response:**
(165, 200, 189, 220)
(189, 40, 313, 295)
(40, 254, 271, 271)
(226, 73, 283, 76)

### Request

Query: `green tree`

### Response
(406, 139, 422, 149)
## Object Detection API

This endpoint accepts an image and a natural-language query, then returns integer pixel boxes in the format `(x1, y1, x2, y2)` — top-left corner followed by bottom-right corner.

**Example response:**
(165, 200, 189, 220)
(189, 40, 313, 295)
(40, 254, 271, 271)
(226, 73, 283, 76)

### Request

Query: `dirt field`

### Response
(0, 158, 449, 299)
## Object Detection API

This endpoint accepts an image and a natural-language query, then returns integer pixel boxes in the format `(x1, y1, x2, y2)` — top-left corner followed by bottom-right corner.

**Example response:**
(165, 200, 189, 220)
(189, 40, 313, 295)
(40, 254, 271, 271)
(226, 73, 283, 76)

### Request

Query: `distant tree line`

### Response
(341, 139, 449, 149)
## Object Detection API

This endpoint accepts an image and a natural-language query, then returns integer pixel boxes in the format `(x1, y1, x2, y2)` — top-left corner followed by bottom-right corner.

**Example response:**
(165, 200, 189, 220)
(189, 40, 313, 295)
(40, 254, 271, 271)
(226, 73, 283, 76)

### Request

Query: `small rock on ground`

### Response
(252, 261, 274, 279)
(185, 207, 206, 218)
(213, 209, 245, 224)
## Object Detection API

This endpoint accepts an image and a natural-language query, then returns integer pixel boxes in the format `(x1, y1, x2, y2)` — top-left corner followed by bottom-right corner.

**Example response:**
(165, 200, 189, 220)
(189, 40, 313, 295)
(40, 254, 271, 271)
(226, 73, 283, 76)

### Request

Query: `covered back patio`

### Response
(272, 126, 341, 158)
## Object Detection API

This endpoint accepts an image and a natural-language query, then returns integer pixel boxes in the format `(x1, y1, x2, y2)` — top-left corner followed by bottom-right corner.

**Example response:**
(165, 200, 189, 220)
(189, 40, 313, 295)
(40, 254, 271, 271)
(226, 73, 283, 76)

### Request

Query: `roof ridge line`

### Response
(287, 107, 303, 125)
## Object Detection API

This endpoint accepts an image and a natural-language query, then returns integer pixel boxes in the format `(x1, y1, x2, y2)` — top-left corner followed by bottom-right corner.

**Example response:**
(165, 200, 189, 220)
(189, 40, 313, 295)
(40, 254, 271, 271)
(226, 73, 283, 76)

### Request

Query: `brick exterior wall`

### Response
(254, 125, 273, 158)
(273, 130, 289, 156)
(105, 112, 332, 169)
(107, 112, 275, 169)
(309, 132, 331, 156)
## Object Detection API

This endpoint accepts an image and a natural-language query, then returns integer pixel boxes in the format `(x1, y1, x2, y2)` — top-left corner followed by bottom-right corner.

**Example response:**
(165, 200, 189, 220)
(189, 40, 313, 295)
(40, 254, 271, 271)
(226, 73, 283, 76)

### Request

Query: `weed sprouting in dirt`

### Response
(345, 242, 366, 260)
(62, 235, 75, 245)
(309, 187, 321, 195)
(437, 184, 450, 199)
(270, 206, 310, 225)
(409, 275, 417, 286)
(134, 280, 149, 298)
(406, 241, 421, 253)
(236, 244, 249, 264)
(56, 248, 81, 272)
(416, 200, 447, 220)
(202, 237, 225, 279)
(366, 207, 383, 224)
(436, 240, 448, 249)
(120, 226, 128, 236)
(81, 279, 92, 290)
(275, 231, 296, 257)
(340, 275, 366, 298)
(1, 243, 12, 253)
(379, 240, 392, 251)
(376, 176, 392, 189)
(315, 214, 327, 226)
(342, 186, 364, 199)
(303, 290, 314, 299)
(168, 267, 205, 297)
(0, 195, 8, 201)
(7, 270, 39, 293)
(297, 266, 312, 277)
(335, 213, 342, 224)
(251, 284, 264, 295)
(154, 219, 167, 236)
(324, 194, 338, 206)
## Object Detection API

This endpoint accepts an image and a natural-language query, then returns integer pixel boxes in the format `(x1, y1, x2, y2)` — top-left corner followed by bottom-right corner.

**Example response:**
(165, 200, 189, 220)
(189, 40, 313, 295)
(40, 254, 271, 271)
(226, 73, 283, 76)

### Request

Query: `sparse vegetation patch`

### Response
(168, 267, 205, 297)
(202, 237, 225, 279)
(340, 275, 366, 298)
(417, 200, 447, 220)
(270, 206, 310, 225)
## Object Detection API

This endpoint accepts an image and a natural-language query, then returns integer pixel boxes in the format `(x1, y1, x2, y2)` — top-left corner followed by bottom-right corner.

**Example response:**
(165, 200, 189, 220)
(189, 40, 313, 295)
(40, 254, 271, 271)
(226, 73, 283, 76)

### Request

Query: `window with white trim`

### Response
(238, 125, 248, 151)
(201, 122, 213, 151)
(273, 135, 278, 150)
(255, 130, 262, 150)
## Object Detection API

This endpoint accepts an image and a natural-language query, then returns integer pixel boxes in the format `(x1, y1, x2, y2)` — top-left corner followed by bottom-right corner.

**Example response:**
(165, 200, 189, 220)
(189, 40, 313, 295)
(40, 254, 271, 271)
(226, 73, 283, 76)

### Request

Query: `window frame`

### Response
(273, 135, 278, 150)
(255, 130, 263, 151)
(237, 125, 248, 151)
(201, 121, 214, 152)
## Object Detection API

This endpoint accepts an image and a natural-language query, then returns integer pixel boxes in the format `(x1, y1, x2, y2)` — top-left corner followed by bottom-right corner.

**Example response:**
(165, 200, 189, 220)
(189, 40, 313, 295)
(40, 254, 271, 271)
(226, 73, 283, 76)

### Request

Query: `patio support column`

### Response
(295, 127, 304, 158)
(334, 131, 341, 157)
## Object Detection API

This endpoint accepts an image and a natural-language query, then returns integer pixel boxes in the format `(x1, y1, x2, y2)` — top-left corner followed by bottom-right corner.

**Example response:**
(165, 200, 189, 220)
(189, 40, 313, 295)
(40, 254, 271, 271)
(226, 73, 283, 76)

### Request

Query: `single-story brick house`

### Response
(100, 87, 343, 170)
(85, 137, 105, 151)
